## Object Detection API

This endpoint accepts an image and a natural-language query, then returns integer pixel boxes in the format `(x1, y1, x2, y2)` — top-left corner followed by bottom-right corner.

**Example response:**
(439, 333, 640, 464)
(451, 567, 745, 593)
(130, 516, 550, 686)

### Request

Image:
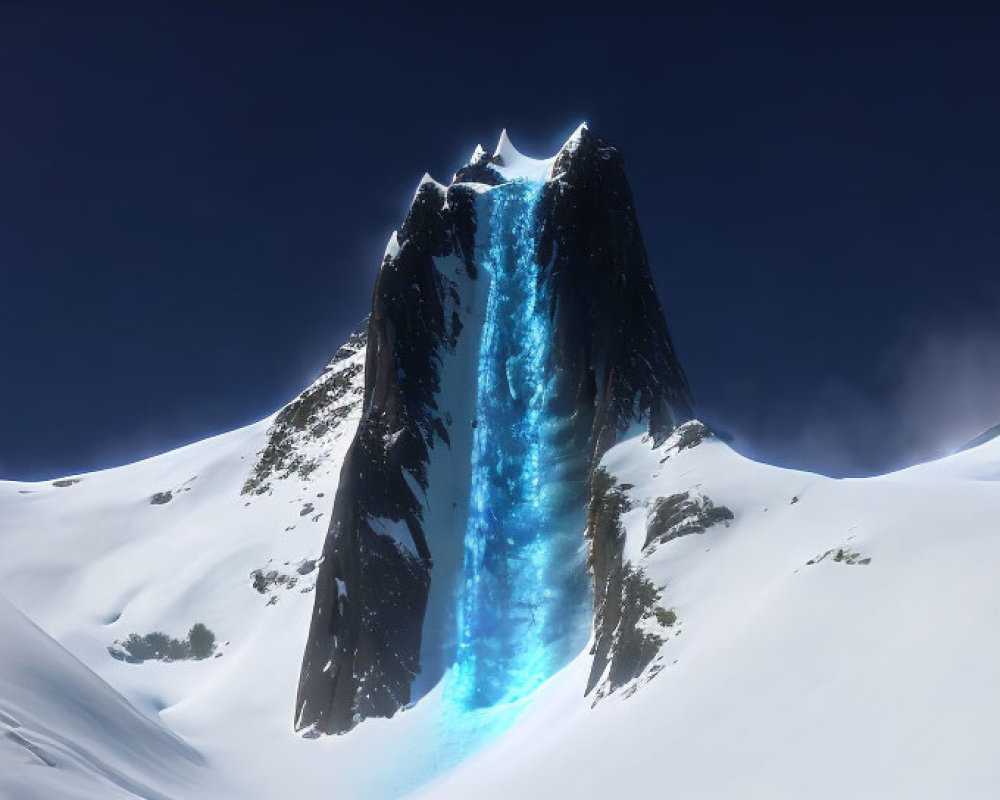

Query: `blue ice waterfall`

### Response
(447, 178, 590, 712)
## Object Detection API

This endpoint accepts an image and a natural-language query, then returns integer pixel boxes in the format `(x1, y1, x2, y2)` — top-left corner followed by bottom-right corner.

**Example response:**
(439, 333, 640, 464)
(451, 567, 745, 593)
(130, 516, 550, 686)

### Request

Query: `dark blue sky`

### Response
(2, 4, 999, 479)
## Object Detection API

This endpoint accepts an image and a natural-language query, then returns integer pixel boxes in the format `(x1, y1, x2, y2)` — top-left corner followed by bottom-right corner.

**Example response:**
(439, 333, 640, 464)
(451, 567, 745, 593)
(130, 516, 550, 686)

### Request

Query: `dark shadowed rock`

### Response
(585, 468, 676, 696)
(585, 468, 634, 694)
(296, 559, 317, 576)
(539, 127, 694, 698)
(643, 492, 733, 551)
(296, 175, 478, 735)
(297, 127, 695, 734)
(243, 321, 367, 496)
(537, 127, 694, 461)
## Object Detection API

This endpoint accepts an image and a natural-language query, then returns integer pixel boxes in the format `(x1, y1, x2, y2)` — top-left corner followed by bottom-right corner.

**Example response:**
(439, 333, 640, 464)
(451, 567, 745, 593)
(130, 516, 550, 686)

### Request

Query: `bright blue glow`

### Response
(379, 180, 590, 800)
(448, 179, 585, 711)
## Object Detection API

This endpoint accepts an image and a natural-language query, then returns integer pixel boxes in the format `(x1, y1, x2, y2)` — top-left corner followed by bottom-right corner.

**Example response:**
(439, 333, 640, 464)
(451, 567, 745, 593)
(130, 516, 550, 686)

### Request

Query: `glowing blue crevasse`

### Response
(449, 179, 586, 710)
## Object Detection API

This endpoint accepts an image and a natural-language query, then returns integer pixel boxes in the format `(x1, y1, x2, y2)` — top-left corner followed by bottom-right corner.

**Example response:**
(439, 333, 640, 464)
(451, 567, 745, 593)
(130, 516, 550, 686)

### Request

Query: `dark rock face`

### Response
(451, 147, 505, 187)
(243, 321, 367, 496)
(643, 492, 733, 551)
(537, 129, 694, 461)
(585, 468, 675, 697)
(585, 468, 636, 694)
(296, 127, 695, 734)
(671, 419, 712, 453)
(587, 419, 728, 696)
(295, 178, 479, 735)
(806, 547, 871, 566)
(537, 129, 695, 698)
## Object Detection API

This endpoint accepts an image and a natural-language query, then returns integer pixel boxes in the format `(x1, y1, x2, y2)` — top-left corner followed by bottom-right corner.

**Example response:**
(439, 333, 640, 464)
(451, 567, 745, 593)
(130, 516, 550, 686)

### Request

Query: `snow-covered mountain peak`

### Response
(555, 121, 589, 158)
(452, 124, 590, 187)
(488, 126, 581, 183)
(5, 125, 1000, 800)
(415, 171, 446, 197)
(491, 127, 513, 159)
(468, 143, 488, 165)
(487, 127, 555, 182)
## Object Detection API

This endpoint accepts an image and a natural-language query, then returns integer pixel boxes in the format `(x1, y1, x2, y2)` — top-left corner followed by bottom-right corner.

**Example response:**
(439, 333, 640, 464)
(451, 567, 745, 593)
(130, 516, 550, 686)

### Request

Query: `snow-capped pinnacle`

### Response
(487, 128, 557, 183)
(547, 122, 591, 183)
(453, 124, 591, 186)
(412, 172, 445, 203)
(492, 128, 520, 166)
(563, 122, 589, 150)
(383, 230, 400, 260)
(469, 144, 488, 165)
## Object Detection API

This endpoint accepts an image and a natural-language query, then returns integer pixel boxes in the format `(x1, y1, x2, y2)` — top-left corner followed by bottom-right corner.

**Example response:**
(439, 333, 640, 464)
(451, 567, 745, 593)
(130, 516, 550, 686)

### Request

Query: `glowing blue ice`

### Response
(448, 179, 588, 711)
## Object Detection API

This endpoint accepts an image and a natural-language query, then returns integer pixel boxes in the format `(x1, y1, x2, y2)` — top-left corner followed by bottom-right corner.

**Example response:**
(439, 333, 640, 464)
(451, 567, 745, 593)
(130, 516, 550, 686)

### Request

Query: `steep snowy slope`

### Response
(0, 330, 368, 799)
(4, 397, 1000, 798)
(0, 596, 203, 800)
(420, 425, 1000, 799)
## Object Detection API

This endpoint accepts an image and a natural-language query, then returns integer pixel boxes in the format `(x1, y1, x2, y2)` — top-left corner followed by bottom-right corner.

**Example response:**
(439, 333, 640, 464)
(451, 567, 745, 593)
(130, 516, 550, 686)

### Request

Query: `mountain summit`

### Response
(296, 126, 693, 734)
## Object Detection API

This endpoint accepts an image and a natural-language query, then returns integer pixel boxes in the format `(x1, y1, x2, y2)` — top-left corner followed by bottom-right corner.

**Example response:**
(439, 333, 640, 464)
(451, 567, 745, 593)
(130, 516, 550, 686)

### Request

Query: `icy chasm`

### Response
(450, 180, 589, 709)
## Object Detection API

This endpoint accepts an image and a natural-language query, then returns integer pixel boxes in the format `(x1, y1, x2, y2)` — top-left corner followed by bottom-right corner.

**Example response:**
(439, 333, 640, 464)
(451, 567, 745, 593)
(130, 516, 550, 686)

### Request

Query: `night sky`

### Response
(2, 4, 999, 480)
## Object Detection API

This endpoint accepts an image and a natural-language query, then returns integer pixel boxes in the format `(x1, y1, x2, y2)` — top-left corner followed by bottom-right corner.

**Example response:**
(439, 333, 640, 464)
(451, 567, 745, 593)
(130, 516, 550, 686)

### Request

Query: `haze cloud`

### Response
(886, 320, 1000, 464)
(717, 317, 1000, 477)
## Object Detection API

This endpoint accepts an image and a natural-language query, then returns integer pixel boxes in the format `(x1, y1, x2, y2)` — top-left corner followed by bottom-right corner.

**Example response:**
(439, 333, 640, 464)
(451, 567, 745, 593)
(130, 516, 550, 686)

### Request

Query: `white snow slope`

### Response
(4, 331, 1000, 798)
(0, 595, 203, 800)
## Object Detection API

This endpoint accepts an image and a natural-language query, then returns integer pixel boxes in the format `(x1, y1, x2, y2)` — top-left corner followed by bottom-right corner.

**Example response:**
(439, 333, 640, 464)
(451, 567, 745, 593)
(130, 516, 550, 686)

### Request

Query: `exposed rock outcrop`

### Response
(643, 492, 734, 551)
(297, 127, 695, 734)
(243, 321, 367, 496)
(585, 468, 679, 697)
(296, 175, 480, 735)
(538, 127, 693, 461)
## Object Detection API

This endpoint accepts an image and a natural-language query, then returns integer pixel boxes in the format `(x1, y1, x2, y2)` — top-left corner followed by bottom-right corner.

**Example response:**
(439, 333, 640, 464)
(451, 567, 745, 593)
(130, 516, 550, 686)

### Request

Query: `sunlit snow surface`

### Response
(8, 126, 1000, 799)
(7, 345, 1000, 798)
(449, 179, 588, 712)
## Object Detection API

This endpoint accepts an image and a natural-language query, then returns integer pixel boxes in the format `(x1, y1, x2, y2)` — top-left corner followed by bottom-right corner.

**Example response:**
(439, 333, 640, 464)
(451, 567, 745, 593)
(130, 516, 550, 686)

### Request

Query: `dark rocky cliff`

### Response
(296, 126, 694, 735)
(538, 129, 693, 458)
(294, 176, 478, 734)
